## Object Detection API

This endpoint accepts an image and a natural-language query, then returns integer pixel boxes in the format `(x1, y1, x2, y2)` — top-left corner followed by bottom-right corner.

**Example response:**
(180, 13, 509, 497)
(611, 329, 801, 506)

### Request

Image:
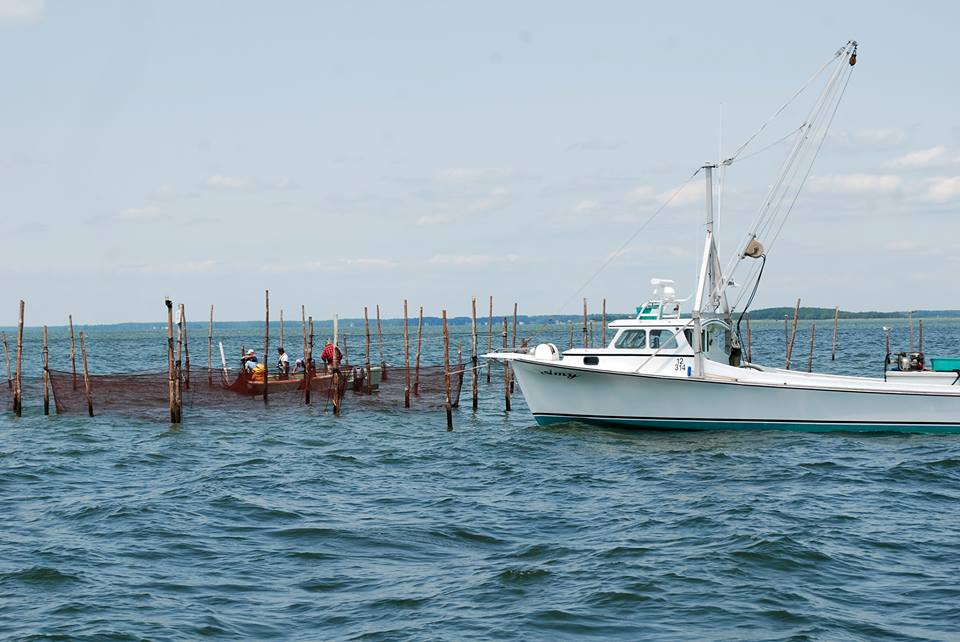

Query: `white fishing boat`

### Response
(487, 41, 960, 433)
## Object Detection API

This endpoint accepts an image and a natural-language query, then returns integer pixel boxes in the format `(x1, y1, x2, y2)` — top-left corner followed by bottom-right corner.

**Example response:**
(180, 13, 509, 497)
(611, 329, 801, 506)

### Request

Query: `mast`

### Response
(692, 163, 717, 378)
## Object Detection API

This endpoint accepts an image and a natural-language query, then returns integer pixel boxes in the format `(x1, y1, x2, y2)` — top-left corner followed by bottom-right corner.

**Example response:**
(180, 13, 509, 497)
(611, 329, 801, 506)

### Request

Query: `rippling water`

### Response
(2, 318, 959, 640)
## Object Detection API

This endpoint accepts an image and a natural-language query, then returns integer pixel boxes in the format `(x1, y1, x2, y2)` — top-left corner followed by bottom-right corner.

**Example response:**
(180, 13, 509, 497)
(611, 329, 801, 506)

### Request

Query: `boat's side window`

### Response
(683, 329, 694, 349)
(649, 329, 678, 350)
(614, 329, 646, 349)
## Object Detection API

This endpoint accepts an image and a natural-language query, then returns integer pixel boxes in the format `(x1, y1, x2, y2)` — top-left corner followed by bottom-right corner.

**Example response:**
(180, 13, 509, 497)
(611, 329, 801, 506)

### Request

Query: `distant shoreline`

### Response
(4, 307, 959, 331)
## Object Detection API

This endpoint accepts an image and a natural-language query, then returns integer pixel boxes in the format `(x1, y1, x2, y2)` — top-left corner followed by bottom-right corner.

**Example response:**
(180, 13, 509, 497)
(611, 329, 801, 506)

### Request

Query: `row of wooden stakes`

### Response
(2, 300, 93, 418)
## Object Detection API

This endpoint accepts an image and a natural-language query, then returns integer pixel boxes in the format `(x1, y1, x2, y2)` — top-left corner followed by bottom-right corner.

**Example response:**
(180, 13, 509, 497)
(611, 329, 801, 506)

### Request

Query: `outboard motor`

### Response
(891, 352, 925, 371)
(352, 365, 366, 391)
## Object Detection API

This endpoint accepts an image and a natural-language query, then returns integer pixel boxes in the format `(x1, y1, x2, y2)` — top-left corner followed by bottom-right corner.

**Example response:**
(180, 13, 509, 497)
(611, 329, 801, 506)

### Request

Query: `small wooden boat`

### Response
(227, 365, 383, 396)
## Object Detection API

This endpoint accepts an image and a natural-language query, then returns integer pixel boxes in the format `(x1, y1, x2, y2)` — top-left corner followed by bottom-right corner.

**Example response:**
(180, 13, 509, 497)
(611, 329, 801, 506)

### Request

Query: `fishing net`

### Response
(345, 364, 467, 408)
(45, 362, 466, 416)
(47, 367, 347, 416)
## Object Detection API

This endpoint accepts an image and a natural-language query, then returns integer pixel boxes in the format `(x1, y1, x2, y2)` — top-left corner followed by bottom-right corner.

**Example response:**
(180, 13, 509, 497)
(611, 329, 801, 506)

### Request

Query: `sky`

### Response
(2, 0, 959, 325)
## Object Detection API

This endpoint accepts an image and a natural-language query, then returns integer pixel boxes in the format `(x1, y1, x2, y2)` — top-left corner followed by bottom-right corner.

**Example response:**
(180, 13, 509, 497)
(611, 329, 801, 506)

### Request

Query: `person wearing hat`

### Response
(241, 349, 259, 373)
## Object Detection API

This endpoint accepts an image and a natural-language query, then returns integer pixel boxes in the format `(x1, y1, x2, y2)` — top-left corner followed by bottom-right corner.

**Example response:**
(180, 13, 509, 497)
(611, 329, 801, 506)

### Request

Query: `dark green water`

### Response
(2, 319, 959, 640)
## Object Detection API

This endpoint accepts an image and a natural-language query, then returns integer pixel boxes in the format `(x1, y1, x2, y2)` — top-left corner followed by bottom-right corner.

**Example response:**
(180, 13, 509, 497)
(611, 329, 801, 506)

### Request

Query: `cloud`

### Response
(925, 176, 960, 203)
(206, 175, 247, 190)
(809, 173, 902, 193)
(428, 254, 531, 266)
(434, 167, 532, 183)
(202, 174, 294, 192)
(882, 240, 944, 257)
(0, 0, 44, 25)
(832, 128, 907, 150)
(658, 181, 703, 205)
(575, 200, 597, 212)
(607, 245, 691, 262)
(125, 259, 221, 275)
(885, 146, 949, 170)
(566, 139, 625, 152)
(117, 206, 163, 222)
(417, 213, 451, 226)
(268, 258, 399, 274)
(628, 186, 656, 203)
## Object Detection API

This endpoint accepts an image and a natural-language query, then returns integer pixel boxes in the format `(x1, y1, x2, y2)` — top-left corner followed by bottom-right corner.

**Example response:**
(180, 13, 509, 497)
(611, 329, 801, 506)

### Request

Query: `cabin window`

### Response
(648, 329, 678, 350)
(614, 330, 647, 349)
(684, 329, 694, 349)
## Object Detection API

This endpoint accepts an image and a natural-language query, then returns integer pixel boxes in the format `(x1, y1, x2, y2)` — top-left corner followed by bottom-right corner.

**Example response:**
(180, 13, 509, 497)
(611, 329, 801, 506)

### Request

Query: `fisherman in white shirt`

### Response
(276, 347, 290, 379)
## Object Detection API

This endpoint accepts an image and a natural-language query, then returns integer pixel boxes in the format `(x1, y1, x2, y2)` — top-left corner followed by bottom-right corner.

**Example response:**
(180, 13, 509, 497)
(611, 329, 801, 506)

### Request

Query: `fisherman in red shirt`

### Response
(320, 340, 342, 370)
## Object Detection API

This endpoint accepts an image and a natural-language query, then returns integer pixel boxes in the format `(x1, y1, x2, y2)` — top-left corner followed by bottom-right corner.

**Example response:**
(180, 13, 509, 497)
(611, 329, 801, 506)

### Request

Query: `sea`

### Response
(2, 317, 959, 641)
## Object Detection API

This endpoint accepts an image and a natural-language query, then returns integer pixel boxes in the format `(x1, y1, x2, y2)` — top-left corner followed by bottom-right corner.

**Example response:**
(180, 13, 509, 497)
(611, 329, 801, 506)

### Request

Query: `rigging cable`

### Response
(722, 43, 856, 287)
(726, 46, 846, 163)
(731, 59, 855, 312)
(518, 166, 703, 347)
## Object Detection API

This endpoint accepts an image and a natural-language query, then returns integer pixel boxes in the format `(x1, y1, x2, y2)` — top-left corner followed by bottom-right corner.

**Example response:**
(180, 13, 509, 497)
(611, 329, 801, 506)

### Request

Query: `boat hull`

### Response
(508, 358, 960, 434)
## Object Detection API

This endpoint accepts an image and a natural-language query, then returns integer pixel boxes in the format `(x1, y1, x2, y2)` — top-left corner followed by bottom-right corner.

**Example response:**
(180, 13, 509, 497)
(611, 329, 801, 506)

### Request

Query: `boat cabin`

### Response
(557, 280, 732, 375)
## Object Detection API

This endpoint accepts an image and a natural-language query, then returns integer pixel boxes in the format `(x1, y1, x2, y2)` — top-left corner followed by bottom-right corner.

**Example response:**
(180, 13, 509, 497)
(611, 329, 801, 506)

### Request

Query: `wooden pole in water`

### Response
(601, 298, 607, 346)
(909, 311, 915, 352)
(486, 296, 493, 384)
(403, 300, 410, 407)
(301, 306, 307, 362)
(165, 299, 178, 423)
(331, 314, 341, 417)
(332, 368, 341, 416)
(442, 310, 453, 431)
(42, 325, 49, 415)
(919, 319, 924, 354)
(14, 300, 24, 417)
(502, 317, 510, 412)
(332, 314, 341, 416)
(785, 298, 800, 370)
(263, 290, 269, 404)
(745, 315, 752, 363)
(582, 298, 588, 349)
(1, 332, 10, 390)
(375, 304, 385, 378)
(208, 305, 214, 385)
(333, 313, 339, 364)
(510, 303, 518, 394)
(342, 333, 349, 365)
(279, 309, 284, 349)
(568, 322, 573, 350)
(79, 331, 93, 418)
(175, 305, 183, 417)
(589, 320, 594, 348)
(457, 343, 464, 409)
(830, 306, 839, 361)
(414, 306, 423, 395)
(181, 304, 190, 389)
(471, 296, 478, 410)
(364, 307, 372, 394)
(68, 314, 77, 390)
(807, 323, 816, 373)
(305, 316, 313, 405)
